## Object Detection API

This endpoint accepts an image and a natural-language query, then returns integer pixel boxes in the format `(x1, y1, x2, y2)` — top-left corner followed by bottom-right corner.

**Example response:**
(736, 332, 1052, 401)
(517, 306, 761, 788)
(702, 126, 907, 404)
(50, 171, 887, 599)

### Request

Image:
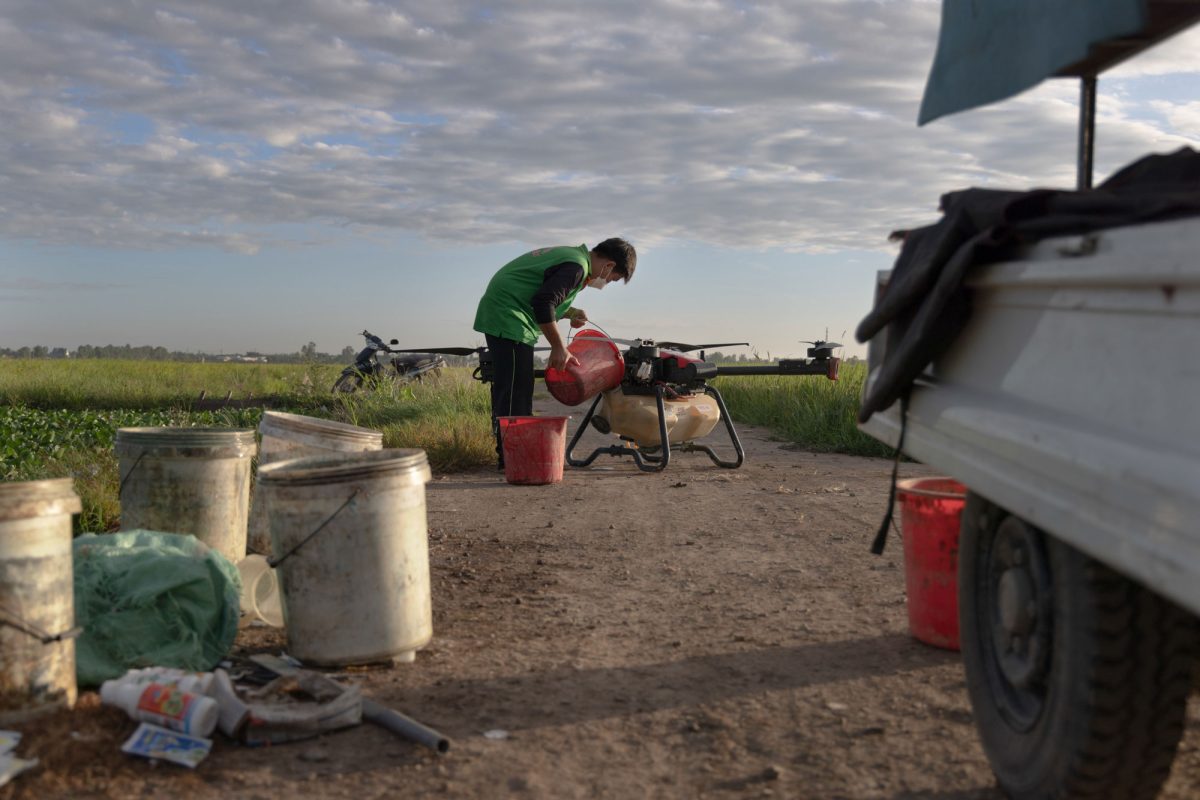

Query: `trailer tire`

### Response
(959, 493, 1196, 800)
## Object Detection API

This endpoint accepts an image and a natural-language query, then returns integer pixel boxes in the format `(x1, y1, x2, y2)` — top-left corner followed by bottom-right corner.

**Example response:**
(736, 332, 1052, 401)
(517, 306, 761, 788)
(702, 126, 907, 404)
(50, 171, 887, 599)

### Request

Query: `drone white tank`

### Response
(598, 389, 721, 446)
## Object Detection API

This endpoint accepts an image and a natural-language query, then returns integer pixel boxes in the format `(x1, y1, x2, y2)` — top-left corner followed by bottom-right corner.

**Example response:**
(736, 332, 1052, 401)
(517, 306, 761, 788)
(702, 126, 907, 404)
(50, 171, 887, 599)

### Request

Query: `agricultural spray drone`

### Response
(556, 333, 839, 472)
(391, 332, 840, 473)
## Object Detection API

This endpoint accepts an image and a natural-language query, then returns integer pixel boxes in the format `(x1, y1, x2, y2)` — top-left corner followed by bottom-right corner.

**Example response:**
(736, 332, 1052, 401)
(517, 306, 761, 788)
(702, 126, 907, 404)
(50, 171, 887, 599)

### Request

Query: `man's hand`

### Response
(566, 308, 588, 329)
(549, 344, 581, 372)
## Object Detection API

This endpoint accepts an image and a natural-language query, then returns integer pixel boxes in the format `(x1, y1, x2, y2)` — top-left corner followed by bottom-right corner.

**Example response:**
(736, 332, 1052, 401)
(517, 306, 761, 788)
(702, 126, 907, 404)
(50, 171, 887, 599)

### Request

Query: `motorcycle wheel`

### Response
(332, 372, 364, 393)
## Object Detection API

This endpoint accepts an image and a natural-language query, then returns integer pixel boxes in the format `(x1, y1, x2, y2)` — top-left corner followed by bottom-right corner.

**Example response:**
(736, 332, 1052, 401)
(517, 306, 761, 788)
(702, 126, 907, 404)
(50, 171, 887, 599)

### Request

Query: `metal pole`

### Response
(1077, 76, 1097, 190)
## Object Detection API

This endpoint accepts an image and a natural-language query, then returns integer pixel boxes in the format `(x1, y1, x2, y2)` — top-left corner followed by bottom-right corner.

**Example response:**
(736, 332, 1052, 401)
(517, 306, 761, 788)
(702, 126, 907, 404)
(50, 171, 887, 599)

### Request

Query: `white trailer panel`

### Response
(861, 217, 1200, 615)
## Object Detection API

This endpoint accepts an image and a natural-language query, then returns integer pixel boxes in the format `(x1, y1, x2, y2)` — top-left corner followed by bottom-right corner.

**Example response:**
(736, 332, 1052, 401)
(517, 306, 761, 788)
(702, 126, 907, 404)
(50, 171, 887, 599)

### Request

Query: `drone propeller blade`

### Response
(391, 346, 481, 356)
(800, 340, 843, 348)
(657, 341, 750, 353)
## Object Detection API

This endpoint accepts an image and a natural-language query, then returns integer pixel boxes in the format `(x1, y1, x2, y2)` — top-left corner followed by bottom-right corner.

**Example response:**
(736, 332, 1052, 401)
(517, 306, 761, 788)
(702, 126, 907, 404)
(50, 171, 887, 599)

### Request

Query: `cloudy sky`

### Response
(3, 1, 1198, 358)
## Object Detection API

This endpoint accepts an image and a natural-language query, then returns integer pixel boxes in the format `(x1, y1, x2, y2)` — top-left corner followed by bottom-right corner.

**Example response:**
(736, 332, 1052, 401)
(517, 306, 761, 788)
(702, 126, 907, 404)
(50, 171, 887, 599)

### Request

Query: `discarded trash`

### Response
(240, 671, 362, 746)
(100, 681, 219, 738)
(362, 696, 450, 752)
(0, 729, 35, 788)
(121, 722, 212, 768)
(250, 653, 450, 753)
(483, 729, 510, 740)
(112, 667, 216, 695)
(212, 669, 250, 739)
(236, 555, 284, 628)
(0, 753, 38, 788)
(73, 530, 241, 686)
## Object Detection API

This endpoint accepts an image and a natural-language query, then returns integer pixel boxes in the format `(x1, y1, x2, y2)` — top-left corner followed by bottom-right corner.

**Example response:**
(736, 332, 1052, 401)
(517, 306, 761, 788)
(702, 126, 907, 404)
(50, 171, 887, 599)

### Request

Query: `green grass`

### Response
(714, 360, 892, 458)
(1, 357, 886, 531)
(0, 405, 268, 533)
(0, 358, 333, 410)
(0, 360, 495, 531)
(331, 369, 495, 470)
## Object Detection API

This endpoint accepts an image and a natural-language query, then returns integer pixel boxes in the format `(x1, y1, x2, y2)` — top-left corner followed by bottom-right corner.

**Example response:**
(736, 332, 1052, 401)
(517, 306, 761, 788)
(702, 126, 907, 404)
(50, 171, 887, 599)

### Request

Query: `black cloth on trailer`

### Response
(855, 146, 1200, 424)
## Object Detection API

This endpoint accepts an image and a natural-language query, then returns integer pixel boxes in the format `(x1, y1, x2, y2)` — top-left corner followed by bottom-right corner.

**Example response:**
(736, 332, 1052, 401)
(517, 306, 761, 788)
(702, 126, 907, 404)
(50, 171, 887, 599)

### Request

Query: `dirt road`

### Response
(8, 398, 1200, 799)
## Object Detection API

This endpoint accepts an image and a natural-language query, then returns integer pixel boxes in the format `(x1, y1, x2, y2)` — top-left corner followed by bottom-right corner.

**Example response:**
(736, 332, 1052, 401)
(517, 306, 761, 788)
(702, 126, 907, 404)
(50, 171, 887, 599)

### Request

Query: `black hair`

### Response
(592, 238, 637, 283)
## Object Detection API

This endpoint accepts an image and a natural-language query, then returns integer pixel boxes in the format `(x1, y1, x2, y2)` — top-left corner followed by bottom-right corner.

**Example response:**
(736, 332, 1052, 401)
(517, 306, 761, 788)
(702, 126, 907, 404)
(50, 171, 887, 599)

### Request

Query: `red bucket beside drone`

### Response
(544, 329, 625, 406)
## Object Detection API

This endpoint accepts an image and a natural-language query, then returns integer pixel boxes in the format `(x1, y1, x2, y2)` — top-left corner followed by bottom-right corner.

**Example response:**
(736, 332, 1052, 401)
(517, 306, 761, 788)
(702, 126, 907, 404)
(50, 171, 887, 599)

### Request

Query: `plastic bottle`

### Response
(119, 668, 215, 696)
(99, 681, 219, 737)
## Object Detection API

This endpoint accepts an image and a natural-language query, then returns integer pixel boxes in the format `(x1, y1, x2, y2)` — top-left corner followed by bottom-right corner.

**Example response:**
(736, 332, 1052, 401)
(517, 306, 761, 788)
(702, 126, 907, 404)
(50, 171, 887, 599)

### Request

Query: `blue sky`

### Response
(2, 1, 1198, 359)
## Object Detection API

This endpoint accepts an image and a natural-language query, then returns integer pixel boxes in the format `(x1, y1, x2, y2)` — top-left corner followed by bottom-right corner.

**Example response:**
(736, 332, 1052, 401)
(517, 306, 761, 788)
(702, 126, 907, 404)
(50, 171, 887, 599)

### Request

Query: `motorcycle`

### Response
(332, 330, 447, 393)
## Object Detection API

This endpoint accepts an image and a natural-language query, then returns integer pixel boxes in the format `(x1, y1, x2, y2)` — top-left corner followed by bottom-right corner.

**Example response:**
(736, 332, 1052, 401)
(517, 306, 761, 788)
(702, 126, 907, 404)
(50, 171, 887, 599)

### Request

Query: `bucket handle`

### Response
(117, 451, 148, 498)
(268, 488, 366, 569)
(0, 602, 83, 645)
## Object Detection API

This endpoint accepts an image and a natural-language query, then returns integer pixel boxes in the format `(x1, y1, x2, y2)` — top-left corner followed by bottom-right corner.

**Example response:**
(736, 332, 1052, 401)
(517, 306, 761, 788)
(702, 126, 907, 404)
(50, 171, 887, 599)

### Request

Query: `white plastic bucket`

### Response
(257, 449, 432, 666)
(236, 555, 283, 628)
(116, 428, 257, 565)
(248, 412, 383, 556)
(0, 478, 81, 724)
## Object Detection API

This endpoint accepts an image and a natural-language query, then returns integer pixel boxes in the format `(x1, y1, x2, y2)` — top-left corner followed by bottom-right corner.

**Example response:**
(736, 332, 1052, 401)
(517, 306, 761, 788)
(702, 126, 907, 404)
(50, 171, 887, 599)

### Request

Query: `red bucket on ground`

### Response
(898, 477, 966, 651)
(497, 416, 569, 485)
(544, 330, 624, 406)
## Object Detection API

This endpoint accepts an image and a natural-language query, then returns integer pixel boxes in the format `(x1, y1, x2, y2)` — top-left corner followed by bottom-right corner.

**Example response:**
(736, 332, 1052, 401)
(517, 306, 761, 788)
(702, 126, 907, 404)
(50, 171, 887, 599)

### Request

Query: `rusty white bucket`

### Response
(247, 412, 382, 556)
(116, 428, 256, 565)
(0, 478, 82, 724)
(257, 449, 432, 667)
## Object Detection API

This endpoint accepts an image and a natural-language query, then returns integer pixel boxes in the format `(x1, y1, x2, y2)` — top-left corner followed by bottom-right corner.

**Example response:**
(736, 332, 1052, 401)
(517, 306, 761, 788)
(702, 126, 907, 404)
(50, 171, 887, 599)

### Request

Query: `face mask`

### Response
(587, 277, 608, 290)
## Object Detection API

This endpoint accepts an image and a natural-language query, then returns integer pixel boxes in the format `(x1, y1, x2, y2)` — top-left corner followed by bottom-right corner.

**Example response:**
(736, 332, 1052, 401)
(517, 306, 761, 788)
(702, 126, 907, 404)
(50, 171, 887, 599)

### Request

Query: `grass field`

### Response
(713, 360, 891, 458)
(1, 357, 887, 531)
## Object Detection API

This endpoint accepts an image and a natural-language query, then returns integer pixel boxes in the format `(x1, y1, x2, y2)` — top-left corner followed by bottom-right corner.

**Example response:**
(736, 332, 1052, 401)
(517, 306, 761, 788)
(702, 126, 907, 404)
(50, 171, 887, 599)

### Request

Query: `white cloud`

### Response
(1106, 25, 1200, 78)
(0, 1, 1196, 256)
(1149, 101, 1200, 140)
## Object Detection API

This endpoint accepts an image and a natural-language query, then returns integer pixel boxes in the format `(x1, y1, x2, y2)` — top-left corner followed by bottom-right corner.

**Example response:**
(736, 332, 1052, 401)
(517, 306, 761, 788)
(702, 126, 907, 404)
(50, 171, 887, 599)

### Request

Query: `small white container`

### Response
(99, 681, 219, 737)
(236, 555, 284, 628)
(118, 667, 215, 696)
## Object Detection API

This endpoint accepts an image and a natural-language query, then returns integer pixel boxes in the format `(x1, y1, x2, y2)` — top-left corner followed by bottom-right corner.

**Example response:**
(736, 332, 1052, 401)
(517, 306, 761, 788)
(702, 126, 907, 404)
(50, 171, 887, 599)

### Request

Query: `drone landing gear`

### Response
(565, 385, 745, 472)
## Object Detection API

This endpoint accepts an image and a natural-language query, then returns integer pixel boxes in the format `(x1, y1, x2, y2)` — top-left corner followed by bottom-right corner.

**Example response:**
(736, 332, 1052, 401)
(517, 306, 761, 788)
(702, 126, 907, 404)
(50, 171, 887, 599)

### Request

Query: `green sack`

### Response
(73, 530, 242, 687)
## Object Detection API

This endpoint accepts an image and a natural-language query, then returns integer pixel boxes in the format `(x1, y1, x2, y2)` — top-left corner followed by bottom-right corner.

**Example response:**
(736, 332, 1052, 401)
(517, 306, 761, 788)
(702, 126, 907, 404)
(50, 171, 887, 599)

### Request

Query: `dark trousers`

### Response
(485, 334, 534, 461)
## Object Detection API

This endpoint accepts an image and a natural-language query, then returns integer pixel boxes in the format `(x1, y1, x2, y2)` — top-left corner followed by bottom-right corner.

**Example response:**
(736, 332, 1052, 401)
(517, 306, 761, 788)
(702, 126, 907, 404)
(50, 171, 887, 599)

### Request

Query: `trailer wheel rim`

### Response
(985, 516, 1052, 732)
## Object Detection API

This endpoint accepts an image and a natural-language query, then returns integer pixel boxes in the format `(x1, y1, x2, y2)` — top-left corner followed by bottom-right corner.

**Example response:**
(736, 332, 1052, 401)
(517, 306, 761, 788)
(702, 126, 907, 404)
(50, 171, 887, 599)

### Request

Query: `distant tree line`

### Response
(0, 342, 357, 364)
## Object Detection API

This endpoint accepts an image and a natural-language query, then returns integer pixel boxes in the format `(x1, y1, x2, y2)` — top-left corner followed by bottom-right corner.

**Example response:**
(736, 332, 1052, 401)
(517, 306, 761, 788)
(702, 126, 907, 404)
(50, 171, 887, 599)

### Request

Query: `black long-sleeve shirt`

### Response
(530, 262, 586, 324)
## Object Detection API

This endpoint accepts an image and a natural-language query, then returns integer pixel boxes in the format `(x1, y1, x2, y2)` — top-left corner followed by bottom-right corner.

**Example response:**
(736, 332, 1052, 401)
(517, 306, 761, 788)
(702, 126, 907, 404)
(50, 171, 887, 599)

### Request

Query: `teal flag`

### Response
(918, 0, 1145, 125)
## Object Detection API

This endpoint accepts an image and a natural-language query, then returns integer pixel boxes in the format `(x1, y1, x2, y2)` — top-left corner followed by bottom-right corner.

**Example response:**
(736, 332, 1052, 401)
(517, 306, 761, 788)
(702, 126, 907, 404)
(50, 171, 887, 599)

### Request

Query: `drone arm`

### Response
(714, 358, 839, 379)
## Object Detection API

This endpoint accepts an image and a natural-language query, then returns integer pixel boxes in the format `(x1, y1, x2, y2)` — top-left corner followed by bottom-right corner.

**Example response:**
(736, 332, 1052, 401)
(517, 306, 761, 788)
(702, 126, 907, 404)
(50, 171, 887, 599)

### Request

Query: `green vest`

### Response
(473, 244, 591, 345)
